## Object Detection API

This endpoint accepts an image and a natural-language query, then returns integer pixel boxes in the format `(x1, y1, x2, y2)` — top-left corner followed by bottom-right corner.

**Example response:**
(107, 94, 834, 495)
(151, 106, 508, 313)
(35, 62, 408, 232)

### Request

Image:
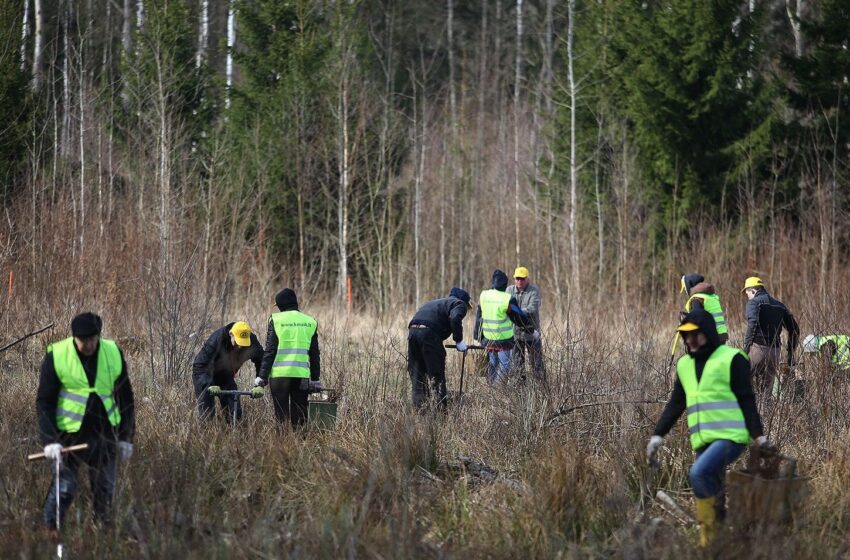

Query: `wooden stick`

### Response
(0, 323, 55, 354)
(28, 443, 89, 461)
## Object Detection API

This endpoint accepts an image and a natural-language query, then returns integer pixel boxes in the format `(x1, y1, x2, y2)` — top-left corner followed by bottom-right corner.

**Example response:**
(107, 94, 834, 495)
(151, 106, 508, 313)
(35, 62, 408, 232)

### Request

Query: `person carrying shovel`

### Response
(646, 309, 771, 547)
(407, 287, 473, 411)
(192, 321, 263, 422)
(35, 312, 135, 529)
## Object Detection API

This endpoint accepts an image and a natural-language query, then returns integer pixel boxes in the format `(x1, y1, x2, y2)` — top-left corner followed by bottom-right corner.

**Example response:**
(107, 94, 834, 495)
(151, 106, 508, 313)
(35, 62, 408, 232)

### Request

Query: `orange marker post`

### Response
(347, 276, 352, 312)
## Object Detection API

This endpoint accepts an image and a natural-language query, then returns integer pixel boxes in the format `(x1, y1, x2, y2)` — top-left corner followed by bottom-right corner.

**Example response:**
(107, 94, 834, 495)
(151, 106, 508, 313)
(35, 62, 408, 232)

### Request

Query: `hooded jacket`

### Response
(473, 270, 529, 349)
(409, 291, 469, 343)
(684, 281, 729, 343)
(682, 273, 705, 295)
(653, 309, 763, 448)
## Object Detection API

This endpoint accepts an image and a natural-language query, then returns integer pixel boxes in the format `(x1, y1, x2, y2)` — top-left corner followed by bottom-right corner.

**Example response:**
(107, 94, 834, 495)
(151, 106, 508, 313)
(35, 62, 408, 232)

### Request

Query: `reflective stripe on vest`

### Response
(270, 310, 317, 378)
(677, 345, 749, 449)
(819, 335, 850, 370)
(479, 289, 513, 341)
(685, 293, 728, 335)
(50, 337, 123, 433)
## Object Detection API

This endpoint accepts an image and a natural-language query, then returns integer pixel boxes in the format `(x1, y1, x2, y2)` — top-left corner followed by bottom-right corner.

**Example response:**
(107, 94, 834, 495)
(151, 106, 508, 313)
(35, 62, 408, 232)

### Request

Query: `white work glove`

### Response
(456, 341, 468, 352)
(755, 435, 775, 450)
(532, 330, 541, 342)
(254, 376, 266, 388)
(43, 443, 64, 463)
(117, 441, 134, 462)
(646, 435, 663, 466)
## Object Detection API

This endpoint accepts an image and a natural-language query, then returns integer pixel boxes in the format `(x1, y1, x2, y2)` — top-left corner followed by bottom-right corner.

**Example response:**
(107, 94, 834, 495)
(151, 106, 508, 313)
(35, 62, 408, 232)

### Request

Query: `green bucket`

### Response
(308, 390, 338, 430)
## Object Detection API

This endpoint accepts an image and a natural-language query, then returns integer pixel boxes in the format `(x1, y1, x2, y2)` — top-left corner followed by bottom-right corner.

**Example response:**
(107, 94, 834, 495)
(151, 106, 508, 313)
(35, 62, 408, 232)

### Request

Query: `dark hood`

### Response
(680, 309, 721, 354)
(491, 269, 508, 291)
(682, 273, 705, 295)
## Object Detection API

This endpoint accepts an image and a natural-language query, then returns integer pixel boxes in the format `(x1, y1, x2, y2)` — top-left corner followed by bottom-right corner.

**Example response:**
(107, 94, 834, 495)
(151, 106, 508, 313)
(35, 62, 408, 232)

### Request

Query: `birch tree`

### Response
(32, 0, 42, 91)
(513, 0, 523, 264)
(197, 0, 209, 67)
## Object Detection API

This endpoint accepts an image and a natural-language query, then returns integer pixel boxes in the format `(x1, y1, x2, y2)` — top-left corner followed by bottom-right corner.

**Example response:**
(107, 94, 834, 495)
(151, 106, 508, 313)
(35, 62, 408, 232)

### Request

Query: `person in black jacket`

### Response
(36, 312, 135, 528)
(192, 321, 263, 422)
(254, 289, 321, 427)
(741, 277, 800, 400)
(407, 287, 472, 410)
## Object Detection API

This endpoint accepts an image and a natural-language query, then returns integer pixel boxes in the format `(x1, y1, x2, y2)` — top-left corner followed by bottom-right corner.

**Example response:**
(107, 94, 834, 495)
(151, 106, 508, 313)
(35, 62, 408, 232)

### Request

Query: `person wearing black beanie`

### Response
(255, 289, 322, 428)
(35, 312, 135, 529)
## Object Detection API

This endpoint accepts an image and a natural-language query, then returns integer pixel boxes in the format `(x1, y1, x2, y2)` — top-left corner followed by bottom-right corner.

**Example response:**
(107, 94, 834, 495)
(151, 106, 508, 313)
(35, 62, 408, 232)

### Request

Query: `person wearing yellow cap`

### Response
(741, 276, 799, 400)
(192, 321, 263, 422)
(647, 309, 771, 547)
(506, 266, 545, 380)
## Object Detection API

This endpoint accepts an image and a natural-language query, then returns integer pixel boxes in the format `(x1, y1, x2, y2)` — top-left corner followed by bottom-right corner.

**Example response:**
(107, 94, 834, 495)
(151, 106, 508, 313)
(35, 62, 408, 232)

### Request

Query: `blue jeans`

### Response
(690, 440, 745, 499)
(487, 349, 512, 384)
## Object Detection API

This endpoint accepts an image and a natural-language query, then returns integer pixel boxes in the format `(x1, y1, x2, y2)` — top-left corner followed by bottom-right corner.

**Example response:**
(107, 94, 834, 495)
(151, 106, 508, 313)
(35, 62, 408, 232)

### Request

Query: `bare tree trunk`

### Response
(122, 0, 132, 55)
(60, 0, 70, 159)
(32, 0, 42, 91)
(225, 0, 235, 109)
(336, 31, 351, 304)
(20, 0, 29, 71)
(513, 0, 523, 265)
(785, 0, 804, 58)
(79, 48, 86, 258)
(567, 0, 579, 296)
(197, 0, 209, 67)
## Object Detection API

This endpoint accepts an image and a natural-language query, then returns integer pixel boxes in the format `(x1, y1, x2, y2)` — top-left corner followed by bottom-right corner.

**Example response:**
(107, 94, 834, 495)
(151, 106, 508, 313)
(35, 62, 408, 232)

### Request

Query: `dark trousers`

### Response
(407, 328, 447, 410)
(43, 446, 117, 529)
(193, 374, 242, 422)
(512, 338, 546, 380)
(270, 377, 309, 428)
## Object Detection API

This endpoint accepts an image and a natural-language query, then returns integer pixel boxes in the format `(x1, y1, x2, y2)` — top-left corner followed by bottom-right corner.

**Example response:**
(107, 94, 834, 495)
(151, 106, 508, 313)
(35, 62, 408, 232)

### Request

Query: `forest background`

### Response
(0, 0, 847, 326)
(0, 0, 849, 557)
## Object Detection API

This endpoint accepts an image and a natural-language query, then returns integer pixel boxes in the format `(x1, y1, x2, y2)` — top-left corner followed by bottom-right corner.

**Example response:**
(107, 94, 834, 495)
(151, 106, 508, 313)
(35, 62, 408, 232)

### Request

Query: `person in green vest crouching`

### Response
(474, 269, 529, 384)
(803, 334, 850, 371)
(36, 312, 135, 529)
(680, 273, 729, 344)
(647, 309, 771, 547)
(254, 289, 321, 428)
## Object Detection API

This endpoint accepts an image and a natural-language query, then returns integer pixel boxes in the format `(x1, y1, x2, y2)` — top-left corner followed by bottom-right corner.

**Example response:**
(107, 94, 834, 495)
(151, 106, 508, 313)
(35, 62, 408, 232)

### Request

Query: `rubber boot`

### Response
(695, 496, 717, 548)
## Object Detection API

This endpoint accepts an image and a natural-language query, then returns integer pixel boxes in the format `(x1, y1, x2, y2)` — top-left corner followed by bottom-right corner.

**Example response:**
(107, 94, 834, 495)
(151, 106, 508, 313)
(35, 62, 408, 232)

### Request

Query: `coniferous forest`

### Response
(1, 2, 850, 557)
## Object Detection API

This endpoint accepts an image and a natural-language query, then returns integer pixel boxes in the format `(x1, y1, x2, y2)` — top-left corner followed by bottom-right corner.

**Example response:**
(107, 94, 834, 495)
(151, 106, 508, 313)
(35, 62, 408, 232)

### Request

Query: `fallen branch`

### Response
(0, 323, 55, 354)
(544, 399, 665, 425)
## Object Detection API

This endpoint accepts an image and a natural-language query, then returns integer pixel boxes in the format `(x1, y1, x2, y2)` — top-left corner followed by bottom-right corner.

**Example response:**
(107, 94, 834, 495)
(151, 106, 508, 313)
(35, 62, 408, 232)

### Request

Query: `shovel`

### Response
(29, 443, 89, 559)
(445, 344, 485, 405)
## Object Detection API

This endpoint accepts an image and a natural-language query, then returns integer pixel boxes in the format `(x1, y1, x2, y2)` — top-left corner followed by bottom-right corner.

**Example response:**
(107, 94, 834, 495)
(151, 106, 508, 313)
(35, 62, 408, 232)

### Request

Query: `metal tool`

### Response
(445, 344, 485, 405)
(29, 443, 89, 559)
(209, 388, 262, 428)
(0, 323, 55, 354)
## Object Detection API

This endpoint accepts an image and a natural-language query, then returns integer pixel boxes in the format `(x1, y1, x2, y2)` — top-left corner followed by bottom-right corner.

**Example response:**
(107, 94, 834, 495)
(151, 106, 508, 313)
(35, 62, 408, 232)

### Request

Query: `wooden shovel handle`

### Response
(28, 443, 89, 461)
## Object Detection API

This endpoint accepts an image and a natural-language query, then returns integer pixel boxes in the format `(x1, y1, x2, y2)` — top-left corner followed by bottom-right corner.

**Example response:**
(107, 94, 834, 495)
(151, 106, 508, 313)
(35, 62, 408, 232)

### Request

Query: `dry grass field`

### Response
(2, 296, 850, 559)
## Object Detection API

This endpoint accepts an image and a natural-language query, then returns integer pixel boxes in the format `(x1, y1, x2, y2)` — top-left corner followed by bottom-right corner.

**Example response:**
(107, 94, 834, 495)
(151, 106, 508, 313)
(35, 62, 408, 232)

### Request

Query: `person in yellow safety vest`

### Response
(474, 269, 530, 384)
(647, 309, 771, 548)
(36, 312, 135, 529)
(803, 334, 850, 371)
(255, 289, 321, 428)
(680, 273, 729, 343)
